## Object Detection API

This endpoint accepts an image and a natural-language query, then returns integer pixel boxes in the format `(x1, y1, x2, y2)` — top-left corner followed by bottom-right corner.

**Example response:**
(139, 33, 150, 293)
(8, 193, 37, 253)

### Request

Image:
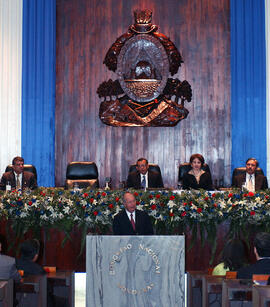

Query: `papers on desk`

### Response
(172, 189, 225, 195)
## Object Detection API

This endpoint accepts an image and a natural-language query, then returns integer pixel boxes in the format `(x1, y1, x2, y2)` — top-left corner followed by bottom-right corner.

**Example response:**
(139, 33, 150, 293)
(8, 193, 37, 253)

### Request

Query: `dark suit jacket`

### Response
(16, 258, 46, 276)
(232, 173, 268, 191)
(182, 172, 213, 190)
(113, 209, 154, 235)
(0, 171, 38, 191)
(237, 258, 270, 279)
(127, 170, 164, 189)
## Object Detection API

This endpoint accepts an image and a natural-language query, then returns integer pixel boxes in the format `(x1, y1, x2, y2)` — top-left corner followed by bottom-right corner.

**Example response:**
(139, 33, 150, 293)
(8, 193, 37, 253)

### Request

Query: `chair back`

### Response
(128, 163, 162, 176)
(178, 162, 211, 182)
(15, 274, 46, 307)
(186, 271, 207, 307)
(252, 284, 270, 307)
(202, 275, 224, 307)
(222, 279, 253, 307)
(65, 162, 99, 189)
(5, 164, 37, 181)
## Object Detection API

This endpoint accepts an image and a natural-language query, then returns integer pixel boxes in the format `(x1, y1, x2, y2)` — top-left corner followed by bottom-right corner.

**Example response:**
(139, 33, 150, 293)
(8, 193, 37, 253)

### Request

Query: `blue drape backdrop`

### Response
(231, 0, 267, 173)
(21, 0, 56, 186)
(17, 0, 267, 186)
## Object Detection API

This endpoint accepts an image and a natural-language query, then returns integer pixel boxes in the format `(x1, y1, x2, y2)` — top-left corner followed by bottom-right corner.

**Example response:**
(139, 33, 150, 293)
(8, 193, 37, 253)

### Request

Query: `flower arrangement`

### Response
(1, 188, 270, 259)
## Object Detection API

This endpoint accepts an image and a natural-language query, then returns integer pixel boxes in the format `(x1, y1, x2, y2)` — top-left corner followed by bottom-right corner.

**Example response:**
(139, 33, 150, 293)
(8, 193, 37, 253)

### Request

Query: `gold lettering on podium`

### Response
(110, 242, 161, 295)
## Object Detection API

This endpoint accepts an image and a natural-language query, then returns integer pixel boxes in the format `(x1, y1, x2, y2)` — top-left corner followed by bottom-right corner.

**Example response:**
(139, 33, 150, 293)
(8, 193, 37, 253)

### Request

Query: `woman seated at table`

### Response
(182, 153, 213, 190)
(212, 239, 247, 276)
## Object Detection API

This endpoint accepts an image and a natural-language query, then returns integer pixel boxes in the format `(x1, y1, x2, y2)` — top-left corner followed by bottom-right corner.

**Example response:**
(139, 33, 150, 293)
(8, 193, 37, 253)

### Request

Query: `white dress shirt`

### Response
(125, 210, 136, 223)
(14, 172, 22, 188)
(245, 173, 255, 192)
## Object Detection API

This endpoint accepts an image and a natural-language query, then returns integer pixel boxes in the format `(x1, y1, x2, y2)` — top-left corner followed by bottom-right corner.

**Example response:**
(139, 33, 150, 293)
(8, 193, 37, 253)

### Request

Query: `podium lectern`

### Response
(86, 235, 185, 307)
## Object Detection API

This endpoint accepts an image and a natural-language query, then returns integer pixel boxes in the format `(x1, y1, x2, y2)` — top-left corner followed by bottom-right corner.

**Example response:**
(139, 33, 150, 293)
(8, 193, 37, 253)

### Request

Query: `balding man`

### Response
(113, 192, 154, 235)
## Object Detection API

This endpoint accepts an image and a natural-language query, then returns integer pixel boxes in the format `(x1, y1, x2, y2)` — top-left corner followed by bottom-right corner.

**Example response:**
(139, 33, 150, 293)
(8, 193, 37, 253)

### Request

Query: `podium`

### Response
(86, 235, 185, 307)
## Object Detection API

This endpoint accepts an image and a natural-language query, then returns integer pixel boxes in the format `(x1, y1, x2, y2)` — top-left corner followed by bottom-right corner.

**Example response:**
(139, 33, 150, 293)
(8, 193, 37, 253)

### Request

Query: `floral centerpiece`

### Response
(1, 187, 270, 260)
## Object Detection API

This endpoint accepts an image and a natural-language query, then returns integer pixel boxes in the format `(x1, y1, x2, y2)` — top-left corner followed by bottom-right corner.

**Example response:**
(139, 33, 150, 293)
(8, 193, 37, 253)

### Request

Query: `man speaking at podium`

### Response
(113, 192, 154, 235)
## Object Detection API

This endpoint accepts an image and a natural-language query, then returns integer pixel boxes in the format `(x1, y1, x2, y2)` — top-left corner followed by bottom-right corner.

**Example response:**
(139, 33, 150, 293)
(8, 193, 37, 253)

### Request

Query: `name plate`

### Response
(86, 235, 185, 307)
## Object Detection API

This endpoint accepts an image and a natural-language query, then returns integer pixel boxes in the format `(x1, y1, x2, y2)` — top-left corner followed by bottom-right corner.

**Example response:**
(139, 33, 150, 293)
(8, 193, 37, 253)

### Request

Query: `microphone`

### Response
(105, 177, 112, 190)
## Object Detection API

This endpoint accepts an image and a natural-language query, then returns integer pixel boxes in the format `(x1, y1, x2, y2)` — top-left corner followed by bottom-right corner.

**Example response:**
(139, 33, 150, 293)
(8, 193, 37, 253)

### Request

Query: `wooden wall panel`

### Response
(55, 0, 231, 188)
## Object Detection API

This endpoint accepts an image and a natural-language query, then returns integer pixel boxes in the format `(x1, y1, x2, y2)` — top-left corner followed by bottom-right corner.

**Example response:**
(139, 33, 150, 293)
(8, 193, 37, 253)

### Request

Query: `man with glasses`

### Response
(127, 157, 164, 189)
(113, 192, 153, 235)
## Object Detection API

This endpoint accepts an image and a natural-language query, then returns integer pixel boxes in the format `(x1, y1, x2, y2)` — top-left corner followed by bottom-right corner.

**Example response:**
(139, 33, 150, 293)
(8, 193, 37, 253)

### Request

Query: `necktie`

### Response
(16, 175, 21, 189)
(141, 175, 146, 189)
(247, 175, 253, 192)
(130, 213, 136, 231)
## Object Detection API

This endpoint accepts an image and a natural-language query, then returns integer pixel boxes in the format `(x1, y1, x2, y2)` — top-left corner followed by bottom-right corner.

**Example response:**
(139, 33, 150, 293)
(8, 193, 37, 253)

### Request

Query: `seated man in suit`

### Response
(0, 156, 37, 191)
(237, 232, 270, 279)
(16, 239, 45, 276)
(232, 158, 268, 192)
(0, 235, 21, 281)
(113, 192, 154, 235)
(126, 158, 164, 189)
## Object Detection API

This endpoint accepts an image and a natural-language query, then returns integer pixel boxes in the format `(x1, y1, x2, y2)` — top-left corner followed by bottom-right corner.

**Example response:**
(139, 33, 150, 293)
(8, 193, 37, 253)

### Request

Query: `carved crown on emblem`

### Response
(97, 9, 192, 127)
(134, 9, 152, 24)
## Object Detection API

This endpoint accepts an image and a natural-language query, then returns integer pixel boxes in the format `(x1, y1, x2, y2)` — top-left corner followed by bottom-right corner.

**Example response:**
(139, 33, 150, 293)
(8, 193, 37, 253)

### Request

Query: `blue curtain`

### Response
(21, 0, 56, 186)
(231, 0, 266, 173)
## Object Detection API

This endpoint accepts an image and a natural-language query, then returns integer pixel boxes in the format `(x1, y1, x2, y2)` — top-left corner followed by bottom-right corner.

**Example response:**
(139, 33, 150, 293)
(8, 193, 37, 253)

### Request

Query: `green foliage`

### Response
(1, 188, 270, 261)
